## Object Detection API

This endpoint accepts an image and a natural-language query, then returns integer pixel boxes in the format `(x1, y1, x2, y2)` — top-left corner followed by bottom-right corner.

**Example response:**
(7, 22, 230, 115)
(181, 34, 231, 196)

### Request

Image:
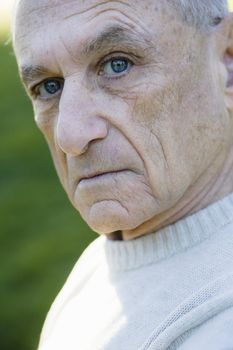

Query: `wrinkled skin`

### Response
(13, 0, 233, 240)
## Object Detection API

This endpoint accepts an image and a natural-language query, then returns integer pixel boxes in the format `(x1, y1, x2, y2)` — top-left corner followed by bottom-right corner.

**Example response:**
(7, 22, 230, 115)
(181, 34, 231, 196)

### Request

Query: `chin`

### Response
(79, 199, 156, 235)
(85, 200, 133, 234)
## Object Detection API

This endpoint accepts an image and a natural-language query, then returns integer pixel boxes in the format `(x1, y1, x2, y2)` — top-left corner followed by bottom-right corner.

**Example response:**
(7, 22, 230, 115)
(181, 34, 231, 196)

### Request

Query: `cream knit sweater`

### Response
(38, 193, 233, 350)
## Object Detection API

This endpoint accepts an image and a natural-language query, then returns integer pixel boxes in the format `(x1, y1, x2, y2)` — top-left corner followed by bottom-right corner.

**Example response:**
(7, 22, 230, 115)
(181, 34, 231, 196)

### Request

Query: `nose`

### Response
(56, 81, 109, 156)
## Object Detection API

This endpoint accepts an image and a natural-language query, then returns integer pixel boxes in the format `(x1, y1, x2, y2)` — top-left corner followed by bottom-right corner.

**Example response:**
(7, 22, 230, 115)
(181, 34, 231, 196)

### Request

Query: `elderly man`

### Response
(13, 0, 233, 349)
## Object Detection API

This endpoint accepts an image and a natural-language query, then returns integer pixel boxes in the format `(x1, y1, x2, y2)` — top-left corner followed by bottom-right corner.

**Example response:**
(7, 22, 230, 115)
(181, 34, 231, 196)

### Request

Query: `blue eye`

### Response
(101, 58, 131, 77)
(111, 59, 129, 73)
(37, 79, 63, 99)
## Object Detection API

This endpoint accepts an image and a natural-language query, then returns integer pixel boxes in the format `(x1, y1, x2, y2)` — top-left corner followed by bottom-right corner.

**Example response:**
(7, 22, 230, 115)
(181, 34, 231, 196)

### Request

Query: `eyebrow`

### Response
(20, 25, 152, 86)
(20, 65, 53, 87)
(81, 25, 151, 57)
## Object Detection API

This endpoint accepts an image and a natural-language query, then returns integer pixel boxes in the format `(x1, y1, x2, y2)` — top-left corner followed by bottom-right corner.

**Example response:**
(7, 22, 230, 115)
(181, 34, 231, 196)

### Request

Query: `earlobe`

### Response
(217, 14, 233, 111)
(224, 50, 233, 88)
(223, 50, 233, 110)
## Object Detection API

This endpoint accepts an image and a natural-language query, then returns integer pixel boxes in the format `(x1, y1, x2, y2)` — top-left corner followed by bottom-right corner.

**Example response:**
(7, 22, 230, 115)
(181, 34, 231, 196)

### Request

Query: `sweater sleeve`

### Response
(174, 306, 233, 350)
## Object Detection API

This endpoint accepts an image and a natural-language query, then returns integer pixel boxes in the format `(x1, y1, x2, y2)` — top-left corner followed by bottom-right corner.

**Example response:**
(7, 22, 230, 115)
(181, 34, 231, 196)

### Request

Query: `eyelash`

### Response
(30, 52, 136, 99)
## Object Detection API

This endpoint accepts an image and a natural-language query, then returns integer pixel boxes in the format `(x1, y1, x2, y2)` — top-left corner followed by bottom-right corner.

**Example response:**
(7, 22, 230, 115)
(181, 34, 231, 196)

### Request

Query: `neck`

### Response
(120, 144, 233, 241)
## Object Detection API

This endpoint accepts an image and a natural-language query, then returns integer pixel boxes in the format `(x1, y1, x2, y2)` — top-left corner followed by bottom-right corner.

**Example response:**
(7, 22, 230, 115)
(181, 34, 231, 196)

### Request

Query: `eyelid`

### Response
(99, 50, 140, 64)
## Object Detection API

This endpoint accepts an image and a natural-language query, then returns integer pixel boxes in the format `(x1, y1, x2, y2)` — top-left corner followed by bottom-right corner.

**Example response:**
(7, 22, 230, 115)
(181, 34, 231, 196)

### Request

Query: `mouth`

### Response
(78, 169, 128, 184)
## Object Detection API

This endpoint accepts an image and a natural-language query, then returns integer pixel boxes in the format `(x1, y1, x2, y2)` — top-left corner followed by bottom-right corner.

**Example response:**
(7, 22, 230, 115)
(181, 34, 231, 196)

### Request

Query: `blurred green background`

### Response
(1, 0, 233, 349)
(0, 3, 95, 350)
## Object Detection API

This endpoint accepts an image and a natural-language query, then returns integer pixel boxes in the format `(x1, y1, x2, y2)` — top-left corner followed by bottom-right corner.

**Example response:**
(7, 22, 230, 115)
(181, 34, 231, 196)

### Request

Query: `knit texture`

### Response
(38, 193, 233, 350)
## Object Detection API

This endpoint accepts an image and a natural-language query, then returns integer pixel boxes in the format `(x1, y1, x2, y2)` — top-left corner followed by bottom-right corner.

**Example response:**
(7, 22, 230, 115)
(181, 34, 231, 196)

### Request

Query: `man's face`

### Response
(14, 0, 230, 237)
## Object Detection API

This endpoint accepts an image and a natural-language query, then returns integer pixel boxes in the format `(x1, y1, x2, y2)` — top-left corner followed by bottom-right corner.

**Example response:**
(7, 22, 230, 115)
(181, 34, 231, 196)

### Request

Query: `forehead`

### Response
(15, 0, 160, 31)
(15, 0, 168, 19)
(14, 0, 193, 74)
(14, 0, 179, 44)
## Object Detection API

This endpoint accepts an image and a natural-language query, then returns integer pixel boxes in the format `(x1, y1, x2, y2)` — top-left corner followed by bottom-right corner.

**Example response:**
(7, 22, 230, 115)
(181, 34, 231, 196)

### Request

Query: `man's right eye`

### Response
(35, 78, 64, 99)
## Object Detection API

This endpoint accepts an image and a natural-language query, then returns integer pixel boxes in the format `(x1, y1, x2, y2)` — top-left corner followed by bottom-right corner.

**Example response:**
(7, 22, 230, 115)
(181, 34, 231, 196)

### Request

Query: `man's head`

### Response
(13, 0, 233, 239)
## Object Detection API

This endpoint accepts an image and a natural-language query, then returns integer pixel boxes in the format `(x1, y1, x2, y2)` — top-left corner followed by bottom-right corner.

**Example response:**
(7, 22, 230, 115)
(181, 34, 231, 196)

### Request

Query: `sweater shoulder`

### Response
(38, 235, 106, 347)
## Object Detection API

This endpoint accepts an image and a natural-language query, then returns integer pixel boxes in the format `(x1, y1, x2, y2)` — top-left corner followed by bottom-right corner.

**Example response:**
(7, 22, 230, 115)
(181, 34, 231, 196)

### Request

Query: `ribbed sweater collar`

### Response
(103, 193, 233, 271)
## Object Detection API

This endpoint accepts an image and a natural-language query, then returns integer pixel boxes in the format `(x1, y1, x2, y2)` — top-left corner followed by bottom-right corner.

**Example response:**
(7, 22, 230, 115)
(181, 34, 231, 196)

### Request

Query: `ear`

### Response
(215, 13, 233, 112)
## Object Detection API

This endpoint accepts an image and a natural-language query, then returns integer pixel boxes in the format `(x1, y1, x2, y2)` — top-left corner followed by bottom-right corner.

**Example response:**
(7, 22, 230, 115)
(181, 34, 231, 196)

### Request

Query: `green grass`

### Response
(0, 36, 96, 350)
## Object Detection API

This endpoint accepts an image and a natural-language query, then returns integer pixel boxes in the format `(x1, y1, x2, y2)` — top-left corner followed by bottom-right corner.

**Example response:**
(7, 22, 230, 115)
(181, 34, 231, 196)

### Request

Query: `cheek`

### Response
(34, 106, 58, 161)
(34, 101, 58, 138)
(34, 107, 69, 189)
(131, 75, 231, 204)
(129, 78, 209, 203)
(131, 83, 186, 198)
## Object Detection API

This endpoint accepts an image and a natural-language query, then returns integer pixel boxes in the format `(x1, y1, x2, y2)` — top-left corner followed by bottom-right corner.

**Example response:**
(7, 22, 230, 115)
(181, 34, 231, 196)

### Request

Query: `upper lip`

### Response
(78, 169, 127, 183)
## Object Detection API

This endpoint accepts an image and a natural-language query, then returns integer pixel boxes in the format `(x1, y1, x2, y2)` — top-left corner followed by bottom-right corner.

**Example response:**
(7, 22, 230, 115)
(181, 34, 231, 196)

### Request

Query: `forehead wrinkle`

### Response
(15, 1, 154, 56)
(16, 0, 145, 38)
(18, 0, 132, 19)
(18, 0, 83, 16)
(63, 0, 132, 20)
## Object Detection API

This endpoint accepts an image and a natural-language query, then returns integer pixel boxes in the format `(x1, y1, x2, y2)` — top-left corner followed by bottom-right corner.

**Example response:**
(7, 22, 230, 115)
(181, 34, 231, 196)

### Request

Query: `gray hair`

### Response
(171, 0, 229, 31)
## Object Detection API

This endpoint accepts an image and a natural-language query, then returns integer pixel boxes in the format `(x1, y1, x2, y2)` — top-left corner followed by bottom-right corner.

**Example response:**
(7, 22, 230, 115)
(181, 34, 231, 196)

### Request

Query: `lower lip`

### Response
(79, 170, 126, 185)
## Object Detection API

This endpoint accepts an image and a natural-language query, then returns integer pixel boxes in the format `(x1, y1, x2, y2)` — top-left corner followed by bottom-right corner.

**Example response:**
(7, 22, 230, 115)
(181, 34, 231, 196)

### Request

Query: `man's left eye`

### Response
(100, 58, 132, 77)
